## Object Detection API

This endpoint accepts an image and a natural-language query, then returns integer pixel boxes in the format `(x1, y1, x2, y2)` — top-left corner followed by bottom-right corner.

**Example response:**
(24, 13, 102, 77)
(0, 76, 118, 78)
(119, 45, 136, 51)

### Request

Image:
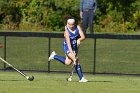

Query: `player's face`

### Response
(67, 22, 75, 29)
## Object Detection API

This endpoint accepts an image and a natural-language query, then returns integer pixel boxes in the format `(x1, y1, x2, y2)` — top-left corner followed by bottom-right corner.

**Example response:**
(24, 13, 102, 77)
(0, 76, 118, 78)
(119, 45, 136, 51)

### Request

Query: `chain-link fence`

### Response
(0, 32, 140, 75)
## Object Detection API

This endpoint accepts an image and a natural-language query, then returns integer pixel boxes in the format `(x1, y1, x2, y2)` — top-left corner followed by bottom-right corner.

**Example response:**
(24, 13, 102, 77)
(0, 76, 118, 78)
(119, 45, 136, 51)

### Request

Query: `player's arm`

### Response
(77, 25, 85, 41)
(64, 30, 75, 56)
(77, 25, 85, 46)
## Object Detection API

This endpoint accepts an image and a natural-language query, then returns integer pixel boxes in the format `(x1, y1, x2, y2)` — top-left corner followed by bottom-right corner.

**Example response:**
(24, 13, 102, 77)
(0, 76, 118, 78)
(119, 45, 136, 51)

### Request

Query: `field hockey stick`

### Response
(66, 62, 76, 81)
(0, 57, 34, 81)
(66, 56, 78, 81)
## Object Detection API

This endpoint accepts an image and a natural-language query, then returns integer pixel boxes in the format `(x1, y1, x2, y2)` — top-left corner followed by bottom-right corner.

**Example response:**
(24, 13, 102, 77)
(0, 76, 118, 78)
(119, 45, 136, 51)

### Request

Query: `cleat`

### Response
(79, 77, 88, 82)
(48, 51, 56, 61)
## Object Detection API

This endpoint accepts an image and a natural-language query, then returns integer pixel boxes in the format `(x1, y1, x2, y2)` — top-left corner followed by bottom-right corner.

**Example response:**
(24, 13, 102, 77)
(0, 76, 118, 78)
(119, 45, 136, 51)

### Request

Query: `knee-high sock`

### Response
(54, 55, 65, 64)
(75, 64, 83, 80)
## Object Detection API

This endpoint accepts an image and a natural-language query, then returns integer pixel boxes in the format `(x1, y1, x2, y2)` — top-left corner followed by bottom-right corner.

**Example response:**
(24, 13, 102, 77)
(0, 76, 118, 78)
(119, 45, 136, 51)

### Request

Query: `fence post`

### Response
(48, 37, 51, 73)
(4, 36, 6, 70)
(93, 38, 96, 74)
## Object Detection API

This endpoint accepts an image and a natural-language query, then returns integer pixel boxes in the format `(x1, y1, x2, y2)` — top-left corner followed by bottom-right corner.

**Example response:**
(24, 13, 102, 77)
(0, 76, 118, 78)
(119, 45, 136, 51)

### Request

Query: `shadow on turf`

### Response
(69, 80, 112, 83)
(87, 80, 112, 83)
(0, 79, 24, 81)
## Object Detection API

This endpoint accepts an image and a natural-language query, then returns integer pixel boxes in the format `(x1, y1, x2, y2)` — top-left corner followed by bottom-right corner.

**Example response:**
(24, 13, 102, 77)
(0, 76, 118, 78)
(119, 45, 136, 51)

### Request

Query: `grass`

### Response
(0, 71, 140, 93)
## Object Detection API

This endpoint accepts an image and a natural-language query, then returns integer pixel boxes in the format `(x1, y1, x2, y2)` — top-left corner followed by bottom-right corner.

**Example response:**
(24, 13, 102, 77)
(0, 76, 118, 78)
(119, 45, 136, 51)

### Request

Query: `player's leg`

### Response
(49, 44, 74, 65)
(48, 51, 72, 65)
(67, 53, 88, 82)
(74, 58, 83, 80)
(75, 58, 88, 82)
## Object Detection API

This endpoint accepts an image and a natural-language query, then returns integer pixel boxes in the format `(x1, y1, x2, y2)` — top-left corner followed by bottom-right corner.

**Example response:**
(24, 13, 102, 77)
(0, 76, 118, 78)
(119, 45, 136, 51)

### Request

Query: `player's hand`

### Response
(72, 51, 76, 56)
(77, 39, 80, 48)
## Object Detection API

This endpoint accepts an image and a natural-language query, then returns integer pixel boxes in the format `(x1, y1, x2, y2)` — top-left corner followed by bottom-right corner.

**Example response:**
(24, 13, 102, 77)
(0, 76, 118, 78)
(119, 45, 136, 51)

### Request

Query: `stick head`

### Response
(28, 76, 34, 81)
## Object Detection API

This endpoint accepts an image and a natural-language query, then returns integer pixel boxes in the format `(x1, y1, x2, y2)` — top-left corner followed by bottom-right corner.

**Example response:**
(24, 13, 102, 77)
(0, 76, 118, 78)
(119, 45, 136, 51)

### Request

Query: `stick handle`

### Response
(0, 57, 27, 77)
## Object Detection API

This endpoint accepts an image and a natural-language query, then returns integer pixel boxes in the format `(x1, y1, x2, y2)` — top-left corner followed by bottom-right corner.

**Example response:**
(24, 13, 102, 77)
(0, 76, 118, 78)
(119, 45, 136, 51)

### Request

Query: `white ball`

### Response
(68, 78, 72, 81)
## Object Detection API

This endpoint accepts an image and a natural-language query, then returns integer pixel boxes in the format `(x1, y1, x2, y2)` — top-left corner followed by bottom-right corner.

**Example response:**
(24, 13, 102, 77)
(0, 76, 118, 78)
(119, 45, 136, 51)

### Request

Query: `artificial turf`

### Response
(0, 71, 139, 93)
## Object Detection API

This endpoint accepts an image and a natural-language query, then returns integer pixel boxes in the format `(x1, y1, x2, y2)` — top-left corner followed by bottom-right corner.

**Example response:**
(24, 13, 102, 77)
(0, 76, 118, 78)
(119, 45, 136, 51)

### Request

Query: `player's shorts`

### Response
(63, 44, 78, 55)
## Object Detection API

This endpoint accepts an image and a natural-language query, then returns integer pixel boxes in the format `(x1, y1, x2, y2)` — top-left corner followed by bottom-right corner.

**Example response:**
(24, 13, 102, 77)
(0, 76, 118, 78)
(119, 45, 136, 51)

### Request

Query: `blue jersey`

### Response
(63, 25, 79, 55)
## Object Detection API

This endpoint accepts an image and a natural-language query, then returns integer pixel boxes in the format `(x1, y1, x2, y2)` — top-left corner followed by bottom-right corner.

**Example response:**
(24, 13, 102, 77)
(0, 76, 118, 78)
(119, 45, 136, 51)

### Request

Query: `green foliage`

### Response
(0, 0, 140, 32)
(47, 10, 64, 31)
(96, 0, 140, 33)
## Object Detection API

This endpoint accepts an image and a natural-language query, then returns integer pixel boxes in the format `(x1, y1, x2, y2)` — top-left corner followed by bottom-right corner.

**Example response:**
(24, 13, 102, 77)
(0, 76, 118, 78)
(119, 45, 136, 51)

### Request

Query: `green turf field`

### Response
(0, 71, 139, 93)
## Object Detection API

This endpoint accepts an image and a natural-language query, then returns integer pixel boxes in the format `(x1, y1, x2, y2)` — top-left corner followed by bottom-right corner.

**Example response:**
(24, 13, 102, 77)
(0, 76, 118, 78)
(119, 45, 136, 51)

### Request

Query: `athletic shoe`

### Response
(79, 77, 88, 82)
(48, 51, 56, 61)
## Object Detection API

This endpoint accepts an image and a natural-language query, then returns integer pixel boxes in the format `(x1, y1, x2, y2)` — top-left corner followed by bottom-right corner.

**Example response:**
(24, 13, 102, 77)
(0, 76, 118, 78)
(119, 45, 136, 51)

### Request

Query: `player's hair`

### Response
(63, 15, 77, 25)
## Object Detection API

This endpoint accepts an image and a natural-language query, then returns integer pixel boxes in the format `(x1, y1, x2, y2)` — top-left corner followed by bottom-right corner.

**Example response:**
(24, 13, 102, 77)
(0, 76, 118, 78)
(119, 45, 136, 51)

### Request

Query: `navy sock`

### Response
(75, 64, 83, 80)
(54, 55, 65, 64)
